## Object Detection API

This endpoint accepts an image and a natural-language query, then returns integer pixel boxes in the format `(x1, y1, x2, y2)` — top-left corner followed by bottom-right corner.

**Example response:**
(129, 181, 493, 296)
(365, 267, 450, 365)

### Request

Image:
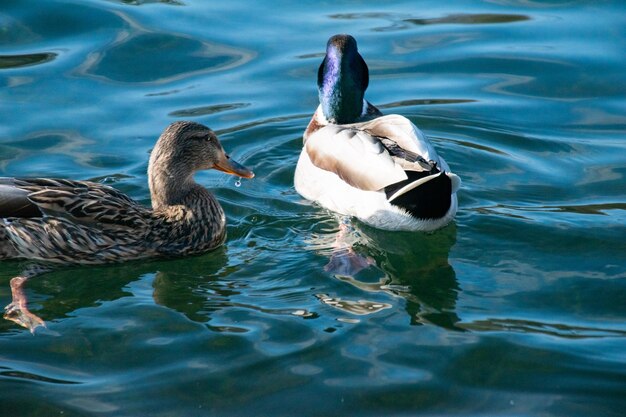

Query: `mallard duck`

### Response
(1, 120, 253, 331)
(294, 34, 461, 231)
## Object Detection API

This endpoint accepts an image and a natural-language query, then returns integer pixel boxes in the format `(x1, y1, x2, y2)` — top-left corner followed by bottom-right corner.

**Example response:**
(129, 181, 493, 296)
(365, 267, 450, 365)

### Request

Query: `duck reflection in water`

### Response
(308, 217, 461, 330)
(0, 250, 229, 335)
(151, 248, 245, 330)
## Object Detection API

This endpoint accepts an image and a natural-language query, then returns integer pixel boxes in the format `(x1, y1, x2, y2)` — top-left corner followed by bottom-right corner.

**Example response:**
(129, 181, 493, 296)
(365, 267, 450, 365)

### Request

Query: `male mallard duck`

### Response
(294, 34, 460, 231)
(1, 120, 253, 331)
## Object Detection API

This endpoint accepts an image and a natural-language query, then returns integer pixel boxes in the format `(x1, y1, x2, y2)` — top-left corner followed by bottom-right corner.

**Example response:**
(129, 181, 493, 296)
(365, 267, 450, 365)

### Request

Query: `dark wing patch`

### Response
(0, 183, 42, 218)
(5, 177, 149, 229)
(379, 137, 435, 171)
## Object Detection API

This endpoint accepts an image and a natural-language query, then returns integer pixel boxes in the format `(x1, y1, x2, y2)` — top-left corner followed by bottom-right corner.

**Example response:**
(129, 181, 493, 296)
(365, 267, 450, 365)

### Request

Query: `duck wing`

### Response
(304, 113, 461, 220)
(358, 114, 461, 190)
(305, 113, 448, 192)
(305, 124, 408, 191)
(0, 177, 150, 229)
(358, 115, 461, 219)
(357, 114, 441, 167)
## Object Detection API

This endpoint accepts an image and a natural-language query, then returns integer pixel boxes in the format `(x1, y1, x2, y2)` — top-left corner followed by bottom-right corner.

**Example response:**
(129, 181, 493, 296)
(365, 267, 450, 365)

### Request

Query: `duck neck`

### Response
(318, 51, 367, 124)
(148, 164, 195, 210)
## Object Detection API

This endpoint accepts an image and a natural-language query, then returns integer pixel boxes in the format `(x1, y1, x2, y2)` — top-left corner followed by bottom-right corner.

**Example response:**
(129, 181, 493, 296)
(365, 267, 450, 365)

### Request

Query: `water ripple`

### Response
(77, 31, 255, 84)
(106, 0, 184, 5)
(169, 102, 250, 117)
(460, 318, 626, 339)
(72, 9, 255, 85)
(0, 52, 57, 69)
(406, 13, 531, 25)
(0, 368, 82, 385)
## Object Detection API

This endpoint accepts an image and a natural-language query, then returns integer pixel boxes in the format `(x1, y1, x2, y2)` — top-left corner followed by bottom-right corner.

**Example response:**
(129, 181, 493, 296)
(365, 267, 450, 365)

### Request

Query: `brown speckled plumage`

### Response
(0, 177, 226, 263)
(1, 121, 254, 331)
(1, 121, 253, 264)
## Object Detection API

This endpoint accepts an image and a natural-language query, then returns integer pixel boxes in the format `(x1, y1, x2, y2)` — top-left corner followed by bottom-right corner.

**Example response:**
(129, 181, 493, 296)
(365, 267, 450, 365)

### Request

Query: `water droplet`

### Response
(235, 177, 242, 187)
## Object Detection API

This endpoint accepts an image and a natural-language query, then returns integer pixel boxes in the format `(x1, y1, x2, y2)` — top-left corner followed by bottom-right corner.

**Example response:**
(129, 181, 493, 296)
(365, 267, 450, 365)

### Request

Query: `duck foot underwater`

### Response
(324, 221, 375, 277)
(3, 265, 50, 333)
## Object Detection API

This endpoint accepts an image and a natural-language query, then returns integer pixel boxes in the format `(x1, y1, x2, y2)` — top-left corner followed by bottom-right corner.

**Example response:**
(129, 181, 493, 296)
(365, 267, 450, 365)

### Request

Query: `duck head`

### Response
(317, 34, 369, 124)
(149, 121, 254, 208)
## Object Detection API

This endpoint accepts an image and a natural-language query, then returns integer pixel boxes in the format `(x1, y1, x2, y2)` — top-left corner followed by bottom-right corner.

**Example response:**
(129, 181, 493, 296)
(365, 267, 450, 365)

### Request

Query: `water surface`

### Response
(1, 0, 625, 416)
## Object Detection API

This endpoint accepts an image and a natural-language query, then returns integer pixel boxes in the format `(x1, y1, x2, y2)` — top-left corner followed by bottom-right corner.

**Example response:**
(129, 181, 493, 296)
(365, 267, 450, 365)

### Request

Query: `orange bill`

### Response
(214, 154, 254, 179)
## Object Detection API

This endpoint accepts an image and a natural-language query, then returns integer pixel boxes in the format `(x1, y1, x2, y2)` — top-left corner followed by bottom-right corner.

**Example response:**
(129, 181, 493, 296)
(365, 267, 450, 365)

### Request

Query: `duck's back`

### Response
(0, 178, 154, 263)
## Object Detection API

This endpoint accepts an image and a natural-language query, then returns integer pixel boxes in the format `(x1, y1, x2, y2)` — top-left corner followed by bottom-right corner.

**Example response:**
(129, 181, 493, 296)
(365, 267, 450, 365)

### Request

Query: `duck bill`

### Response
(214, 154, 255, 179)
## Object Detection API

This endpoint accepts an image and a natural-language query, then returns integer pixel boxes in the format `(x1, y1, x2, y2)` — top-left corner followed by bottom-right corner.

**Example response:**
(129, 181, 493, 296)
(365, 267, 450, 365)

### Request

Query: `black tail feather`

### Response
(384, 171, 452, 220)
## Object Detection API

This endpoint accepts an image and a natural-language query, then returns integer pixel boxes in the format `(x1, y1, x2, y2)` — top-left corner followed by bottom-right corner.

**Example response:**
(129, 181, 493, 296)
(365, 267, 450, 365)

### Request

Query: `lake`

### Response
(1, 0, 625, 416)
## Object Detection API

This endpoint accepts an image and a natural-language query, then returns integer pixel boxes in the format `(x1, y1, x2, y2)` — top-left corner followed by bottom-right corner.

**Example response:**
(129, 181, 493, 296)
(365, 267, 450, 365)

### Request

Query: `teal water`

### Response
(1, 0, 625, 415)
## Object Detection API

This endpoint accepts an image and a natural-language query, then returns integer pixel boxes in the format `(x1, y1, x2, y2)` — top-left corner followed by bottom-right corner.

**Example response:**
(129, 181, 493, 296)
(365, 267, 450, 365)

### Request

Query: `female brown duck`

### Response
(0, 121, 254, 331)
